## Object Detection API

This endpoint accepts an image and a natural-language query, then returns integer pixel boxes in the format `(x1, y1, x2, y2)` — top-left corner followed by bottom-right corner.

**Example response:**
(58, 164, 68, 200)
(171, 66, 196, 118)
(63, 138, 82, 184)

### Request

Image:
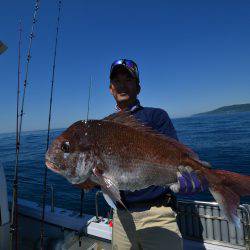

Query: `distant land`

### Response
(193, 103, 250, 116)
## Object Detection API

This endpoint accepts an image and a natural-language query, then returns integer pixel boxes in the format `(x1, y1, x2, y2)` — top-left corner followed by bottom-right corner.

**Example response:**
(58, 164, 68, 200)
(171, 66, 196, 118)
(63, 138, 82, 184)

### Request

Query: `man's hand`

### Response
(74, 179, 97, 190)
(170, 166, 208, 194)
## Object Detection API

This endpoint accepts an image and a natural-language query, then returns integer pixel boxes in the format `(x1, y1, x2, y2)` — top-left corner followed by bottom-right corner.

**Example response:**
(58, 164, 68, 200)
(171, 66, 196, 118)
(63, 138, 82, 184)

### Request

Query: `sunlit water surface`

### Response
(1, 112, 249, 216)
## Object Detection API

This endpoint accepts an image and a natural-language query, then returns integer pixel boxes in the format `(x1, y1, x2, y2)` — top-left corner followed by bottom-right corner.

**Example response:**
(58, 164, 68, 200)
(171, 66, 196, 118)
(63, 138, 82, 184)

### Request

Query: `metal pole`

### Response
(95, 191, 102, 221)
(80, 189, 84, 217)
(50, 185, 54, 212)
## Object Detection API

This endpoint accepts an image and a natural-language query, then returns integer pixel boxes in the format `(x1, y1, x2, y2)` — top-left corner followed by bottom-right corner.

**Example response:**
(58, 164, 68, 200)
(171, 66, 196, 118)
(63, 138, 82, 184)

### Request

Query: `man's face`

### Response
(109, 68, 139, 105)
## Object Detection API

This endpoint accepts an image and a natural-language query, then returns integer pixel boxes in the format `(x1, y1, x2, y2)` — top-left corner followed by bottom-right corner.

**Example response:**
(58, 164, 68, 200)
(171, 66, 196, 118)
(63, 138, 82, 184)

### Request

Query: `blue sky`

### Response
(1, 0, 250, 133)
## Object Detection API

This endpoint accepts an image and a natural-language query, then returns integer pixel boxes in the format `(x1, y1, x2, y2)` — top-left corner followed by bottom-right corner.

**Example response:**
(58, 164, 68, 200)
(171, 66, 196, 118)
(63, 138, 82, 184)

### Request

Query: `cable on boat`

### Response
(40, 1, 62, 249)
(10, 0, 41, 248)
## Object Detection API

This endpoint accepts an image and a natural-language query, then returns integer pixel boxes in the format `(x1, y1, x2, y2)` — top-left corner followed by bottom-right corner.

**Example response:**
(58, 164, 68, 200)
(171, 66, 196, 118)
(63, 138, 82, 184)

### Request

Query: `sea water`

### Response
(0, 112, 250, 216)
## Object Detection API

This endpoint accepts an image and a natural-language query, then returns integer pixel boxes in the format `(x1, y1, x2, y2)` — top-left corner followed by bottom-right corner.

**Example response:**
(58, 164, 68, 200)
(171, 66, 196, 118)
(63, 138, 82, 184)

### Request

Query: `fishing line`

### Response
(86, 76, 92, 121)
(79, 76, 93, 217)
(10, 0, 41, 248)
(40, 1, 62, 249)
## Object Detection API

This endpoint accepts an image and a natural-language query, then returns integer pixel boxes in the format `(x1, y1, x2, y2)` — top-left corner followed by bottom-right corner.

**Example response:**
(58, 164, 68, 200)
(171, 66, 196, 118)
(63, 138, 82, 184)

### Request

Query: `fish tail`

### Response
(206, 169, 250, 227)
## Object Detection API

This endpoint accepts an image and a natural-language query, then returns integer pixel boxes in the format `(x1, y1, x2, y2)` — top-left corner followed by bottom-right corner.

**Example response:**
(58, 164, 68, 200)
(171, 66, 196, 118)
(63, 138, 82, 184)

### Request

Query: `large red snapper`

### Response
(45, 112, 250, 227)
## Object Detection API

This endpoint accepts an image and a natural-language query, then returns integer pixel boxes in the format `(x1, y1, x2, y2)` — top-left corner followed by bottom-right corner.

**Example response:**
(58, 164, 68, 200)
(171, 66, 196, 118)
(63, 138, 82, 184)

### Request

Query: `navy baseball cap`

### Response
(110, 59, 140, 83)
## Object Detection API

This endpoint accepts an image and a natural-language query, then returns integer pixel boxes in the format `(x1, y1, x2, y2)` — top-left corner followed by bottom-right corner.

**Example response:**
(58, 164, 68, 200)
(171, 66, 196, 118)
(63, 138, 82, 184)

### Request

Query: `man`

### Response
(78, 59, 205, 249)
(109, 59, 183, 250)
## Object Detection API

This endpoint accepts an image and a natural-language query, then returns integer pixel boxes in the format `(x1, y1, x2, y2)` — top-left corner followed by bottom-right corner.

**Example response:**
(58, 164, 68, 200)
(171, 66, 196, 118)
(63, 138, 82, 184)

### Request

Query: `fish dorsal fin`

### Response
(103, 111, 153, 133)
(102, 111, 198, 159)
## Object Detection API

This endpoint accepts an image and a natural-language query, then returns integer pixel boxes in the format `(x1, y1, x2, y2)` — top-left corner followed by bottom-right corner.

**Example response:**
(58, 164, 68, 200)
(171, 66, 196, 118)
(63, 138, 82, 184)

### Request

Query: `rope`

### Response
(40, 1, 62, 249)
(10, 0, 40, 248)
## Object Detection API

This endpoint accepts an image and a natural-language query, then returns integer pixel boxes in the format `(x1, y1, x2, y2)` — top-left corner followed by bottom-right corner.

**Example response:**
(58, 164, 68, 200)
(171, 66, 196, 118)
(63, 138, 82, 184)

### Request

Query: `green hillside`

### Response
(194, 103, 250, 116)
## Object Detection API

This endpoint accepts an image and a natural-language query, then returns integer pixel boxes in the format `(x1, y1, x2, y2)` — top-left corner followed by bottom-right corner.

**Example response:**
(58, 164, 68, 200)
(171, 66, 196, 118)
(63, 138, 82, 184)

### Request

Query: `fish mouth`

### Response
(45, 160, 62, 174)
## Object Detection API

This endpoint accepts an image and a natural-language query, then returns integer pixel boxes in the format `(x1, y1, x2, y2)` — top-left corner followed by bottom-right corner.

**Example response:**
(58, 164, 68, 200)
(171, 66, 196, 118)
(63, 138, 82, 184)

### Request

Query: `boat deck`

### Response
(7, 197, 249, 250)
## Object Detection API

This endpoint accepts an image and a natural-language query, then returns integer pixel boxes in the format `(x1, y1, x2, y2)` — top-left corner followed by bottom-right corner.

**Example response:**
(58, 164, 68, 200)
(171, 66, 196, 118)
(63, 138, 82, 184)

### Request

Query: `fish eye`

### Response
(61, 141, 70, 153)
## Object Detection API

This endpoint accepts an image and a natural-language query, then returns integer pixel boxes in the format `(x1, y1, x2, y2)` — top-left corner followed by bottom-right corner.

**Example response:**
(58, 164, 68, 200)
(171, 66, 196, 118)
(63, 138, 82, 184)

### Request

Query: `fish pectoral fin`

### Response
(93, 167, 126, 209)
(102, 191, 117, 209)
(102, 177, 126, 209)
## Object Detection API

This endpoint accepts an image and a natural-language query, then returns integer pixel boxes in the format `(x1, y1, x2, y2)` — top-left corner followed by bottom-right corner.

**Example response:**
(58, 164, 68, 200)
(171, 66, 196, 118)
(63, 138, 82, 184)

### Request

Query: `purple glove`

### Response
(170, 166, 208, 194)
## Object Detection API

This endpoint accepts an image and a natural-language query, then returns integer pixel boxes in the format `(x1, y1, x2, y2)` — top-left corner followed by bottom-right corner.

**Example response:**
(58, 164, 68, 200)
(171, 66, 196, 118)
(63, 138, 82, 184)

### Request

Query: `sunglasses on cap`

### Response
(110, 59, 140, 82)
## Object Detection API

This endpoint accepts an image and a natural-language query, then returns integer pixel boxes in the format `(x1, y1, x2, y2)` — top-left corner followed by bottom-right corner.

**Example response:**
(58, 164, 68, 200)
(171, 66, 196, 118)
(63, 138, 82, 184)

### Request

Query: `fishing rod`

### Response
(10, 19, 22, 250)
(40, 1, 62, 249)
(79, 76, 93, 217)
(10, 0, 40, 248)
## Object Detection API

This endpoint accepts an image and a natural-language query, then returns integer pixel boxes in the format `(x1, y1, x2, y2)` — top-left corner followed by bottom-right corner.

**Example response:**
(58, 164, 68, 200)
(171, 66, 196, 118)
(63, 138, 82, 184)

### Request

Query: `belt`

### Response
(117, 193, 177, 212)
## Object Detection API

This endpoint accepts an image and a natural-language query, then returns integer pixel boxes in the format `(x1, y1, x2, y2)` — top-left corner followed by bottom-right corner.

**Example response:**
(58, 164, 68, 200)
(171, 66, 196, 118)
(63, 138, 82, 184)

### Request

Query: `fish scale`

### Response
(46, 111, 250, 227)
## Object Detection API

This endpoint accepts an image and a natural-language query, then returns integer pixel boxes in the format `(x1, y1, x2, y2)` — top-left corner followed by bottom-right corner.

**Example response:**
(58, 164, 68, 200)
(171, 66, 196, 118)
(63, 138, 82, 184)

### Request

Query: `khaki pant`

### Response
(112, 205, 183, 250)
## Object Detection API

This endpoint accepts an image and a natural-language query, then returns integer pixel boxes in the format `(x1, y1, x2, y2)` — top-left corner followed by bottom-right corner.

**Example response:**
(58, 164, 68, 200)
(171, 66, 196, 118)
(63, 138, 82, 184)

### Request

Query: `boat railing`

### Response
(95, 190, 112, 224)
(15, 180, 106, 218)
(15, 179, 55, 212)
(9, 179, 250, 249)
(177, 199, 250, 249)
(95, 190, 103, 221)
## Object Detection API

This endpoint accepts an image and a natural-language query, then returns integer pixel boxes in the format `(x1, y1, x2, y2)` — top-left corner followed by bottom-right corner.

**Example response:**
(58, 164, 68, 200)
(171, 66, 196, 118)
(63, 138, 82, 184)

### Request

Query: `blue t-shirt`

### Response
(121, 105, 178, 204)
